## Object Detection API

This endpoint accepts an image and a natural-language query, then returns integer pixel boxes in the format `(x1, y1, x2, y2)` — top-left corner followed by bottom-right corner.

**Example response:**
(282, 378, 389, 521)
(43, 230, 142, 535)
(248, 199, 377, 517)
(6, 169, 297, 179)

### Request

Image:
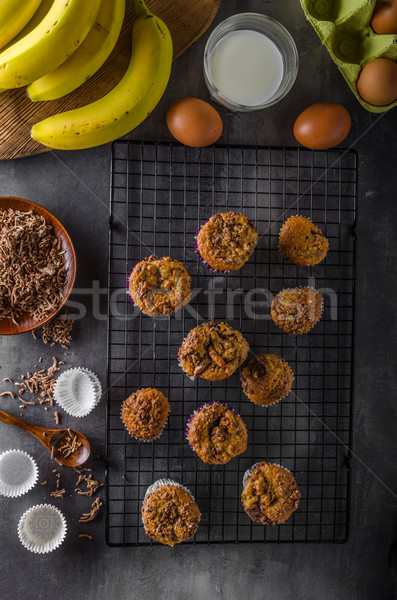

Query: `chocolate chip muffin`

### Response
(196, 212, 258, 271)
(279, 216, 329, 266)
(178, 321, 250, 381)
(128, 255, 192, 317)
(187, 403, 248, 464)
(241, 462, 301, 525)
(241, 354, 294, 406)
(271, 287, 323, 335)
(121, 388, 170, 441)
(142, 481, 201, 546)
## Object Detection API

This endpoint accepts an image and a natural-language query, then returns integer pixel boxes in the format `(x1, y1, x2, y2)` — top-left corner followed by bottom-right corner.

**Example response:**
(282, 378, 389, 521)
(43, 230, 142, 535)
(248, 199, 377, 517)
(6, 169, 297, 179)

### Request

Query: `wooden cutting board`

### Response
(0, 0, 220, 160)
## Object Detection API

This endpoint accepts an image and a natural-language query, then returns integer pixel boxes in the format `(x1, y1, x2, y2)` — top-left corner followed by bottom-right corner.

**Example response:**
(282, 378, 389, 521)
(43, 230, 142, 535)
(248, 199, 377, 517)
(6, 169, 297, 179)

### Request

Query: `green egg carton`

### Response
(300, 0, 397, 112)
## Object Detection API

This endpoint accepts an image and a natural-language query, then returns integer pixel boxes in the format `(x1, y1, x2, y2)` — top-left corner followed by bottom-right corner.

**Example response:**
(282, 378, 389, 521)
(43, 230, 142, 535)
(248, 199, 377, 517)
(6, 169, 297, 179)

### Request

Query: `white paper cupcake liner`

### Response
(0, 450, 38, 498)
(54, 367, 102, 417)
(242, 461, 291, 489)
(18, 504, 67, 554)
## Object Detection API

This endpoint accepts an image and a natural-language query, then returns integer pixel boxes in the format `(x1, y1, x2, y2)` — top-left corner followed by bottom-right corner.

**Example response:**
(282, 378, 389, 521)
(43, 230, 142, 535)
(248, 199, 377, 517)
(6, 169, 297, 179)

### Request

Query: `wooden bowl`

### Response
(0, 197, 76, 335)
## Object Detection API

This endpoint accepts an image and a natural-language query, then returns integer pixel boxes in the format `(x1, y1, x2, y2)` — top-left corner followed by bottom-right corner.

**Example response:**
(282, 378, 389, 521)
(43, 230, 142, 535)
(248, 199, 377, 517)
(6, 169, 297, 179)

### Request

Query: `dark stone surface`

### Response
(0, 1, 396, 598)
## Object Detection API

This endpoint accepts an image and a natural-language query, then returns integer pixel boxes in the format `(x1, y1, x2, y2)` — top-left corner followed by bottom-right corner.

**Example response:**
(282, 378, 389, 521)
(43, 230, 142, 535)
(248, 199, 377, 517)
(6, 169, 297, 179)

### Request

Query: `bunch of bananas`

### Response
(0, 0, 173, 150)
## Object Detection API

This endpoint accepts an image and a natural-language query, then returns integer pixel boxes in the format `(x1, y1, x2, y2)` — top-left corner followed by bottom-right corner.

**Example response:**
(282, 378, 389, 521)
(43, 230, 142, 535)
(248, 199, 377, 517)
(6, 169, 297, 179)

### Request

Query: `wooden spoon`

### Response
(0, 409, 90, 467)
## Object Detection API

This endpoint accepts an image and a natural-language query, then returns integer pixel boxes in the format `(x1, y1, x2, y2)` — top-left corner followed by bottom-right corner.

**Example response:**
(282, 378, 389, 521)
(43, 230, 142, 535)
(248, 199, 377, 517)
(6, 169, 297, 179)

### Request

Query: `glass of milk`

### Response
(204, 13, 299, 111)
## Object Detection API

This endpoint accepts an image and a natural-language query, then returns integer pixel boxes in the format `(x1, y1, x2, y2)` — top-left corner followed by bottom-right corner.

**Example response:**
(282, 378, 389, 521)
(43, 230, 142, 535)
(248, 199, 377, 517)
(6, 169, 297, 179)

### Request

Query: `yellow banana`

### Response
(31, 0, 173, 150)
(0, 0, 42, 50)
(28, 0, 125, 101)
(2, 0, 55, 51)
(0, 0, 101, 89)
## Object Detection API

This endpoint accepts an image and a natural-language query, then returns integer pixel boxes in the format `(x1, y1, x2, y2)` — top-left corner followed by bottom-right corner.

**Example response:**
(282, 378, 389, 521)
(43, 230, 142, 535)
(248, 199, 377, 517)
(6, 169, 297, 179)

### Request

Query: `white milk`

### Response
(208, 29, 284, 107)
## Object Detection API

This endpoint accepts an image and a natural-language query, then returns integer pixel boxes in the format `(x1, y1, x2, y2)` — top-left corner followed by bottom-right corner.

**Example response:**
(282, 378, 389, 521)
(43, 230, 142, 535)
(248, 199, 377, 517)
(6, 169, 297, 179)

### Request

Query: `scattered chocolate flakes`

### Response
(54, 411, 60, 425)
(0, 391, 15, 399)
(19, 398, 35, 405)
(41, 480, 47, 485)
(78, 534, 92, 540)
(0, 208, 67, 324)
(49, 470, 65, 498)
(79, 498, 103, 523)
(2, 377, 12, 383)
(10, 356, 61, 408)
(33, 313, 74, 349)
(75, 473, 103, 497)
(50, 488, 66, 498)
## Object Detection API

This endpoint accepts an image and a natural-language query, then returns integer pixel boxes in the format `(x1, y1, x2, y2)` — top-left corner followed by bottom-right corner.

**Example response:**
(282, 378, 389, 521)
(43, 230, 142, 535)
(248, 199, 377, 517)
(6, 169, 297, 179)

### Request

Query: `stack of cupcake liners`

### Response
(54, 367, 102, 417)
(0, 450, 38, 498)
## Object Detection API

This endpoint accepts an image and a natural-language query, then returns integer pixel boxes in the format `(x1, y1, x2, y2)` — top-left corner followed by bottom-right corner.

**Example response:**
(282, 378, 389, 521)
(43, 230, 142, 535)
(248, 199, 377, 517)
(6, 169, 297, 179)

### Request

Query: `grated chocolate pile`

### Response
(14, 356, 62, 407)
(0, 208, 67, 325)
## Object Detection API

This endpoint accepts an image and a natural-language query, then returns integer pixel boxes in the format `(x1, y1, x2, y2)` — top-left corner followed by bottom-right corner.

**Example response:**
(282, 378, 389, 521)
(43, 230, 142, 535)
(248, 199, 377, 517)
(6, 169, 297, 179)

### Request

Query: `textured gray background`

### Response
(0, 1, 396, 599)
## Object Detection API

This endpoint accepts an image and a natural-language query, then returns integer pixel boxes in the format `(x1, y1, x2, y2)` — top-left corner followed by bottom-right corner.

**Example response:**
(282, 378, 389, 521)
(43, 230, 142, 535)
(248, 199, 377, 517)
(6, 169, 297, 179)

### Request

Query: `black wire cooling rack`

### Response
(105, 141, 357, 546)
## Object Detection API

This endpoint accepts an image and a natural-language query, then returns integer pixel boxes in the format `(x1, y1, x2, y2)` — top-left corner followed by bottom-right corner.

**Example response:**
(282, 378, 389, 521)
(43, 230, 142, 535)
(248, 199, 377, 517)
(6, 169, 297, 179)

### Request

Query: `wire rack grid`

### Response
(106, 141, 356, 546)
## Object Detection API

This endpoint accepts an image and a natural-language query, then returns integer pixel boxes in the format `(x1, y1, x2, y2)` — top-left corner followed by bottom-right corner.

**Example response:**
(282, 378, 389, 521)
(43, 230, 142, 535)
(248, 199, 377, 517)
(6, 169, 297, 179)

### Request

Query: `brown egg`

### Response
(166, 98, 223, 147)
(357, 58, 397, 106)
(293, 102, 351, 150)
(372, 0, 397, 34)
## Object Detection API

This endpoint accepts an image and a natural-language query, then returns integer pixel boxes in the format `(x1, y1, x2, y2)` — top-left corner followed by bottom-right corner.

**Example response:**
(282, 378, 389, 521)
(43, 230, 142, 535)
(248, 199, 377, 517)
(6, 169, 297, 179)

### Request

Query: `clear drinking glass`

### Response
(203, 13, 299, 112)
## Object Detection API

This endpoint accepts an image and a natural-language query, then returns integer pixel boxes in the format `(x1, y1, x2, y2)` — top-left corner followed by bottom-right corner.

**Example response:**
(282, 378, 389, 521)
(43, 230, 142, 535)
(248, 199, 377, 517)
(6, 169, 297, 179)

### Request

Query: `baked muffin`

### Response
(196, 212, 258, 271)
(128, 255, 192, 316)
(178, 321, 249, 381)
(142, 480, 201, 546)
(121, 388, 170, 441)
(271, 287, 323, 335)
(186, 402, 248, 464)
(279, 216, 329, 266)
(241, 354, 293, 406)
(241, 462, 301, 525)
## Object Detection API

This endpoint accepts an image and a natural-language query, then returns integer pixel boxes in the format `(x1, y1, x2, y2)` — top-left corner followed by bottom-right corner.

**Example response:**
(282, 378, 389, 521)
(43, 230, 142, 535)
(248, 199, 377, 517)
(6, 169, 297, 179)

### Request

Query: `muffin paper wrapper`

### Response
(0, 450, 38, 498)
(54, 367, 102, 418)
(185, 401, 241, 449)
(242, 462, 291, 489)
(18, 504, 67, 554)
